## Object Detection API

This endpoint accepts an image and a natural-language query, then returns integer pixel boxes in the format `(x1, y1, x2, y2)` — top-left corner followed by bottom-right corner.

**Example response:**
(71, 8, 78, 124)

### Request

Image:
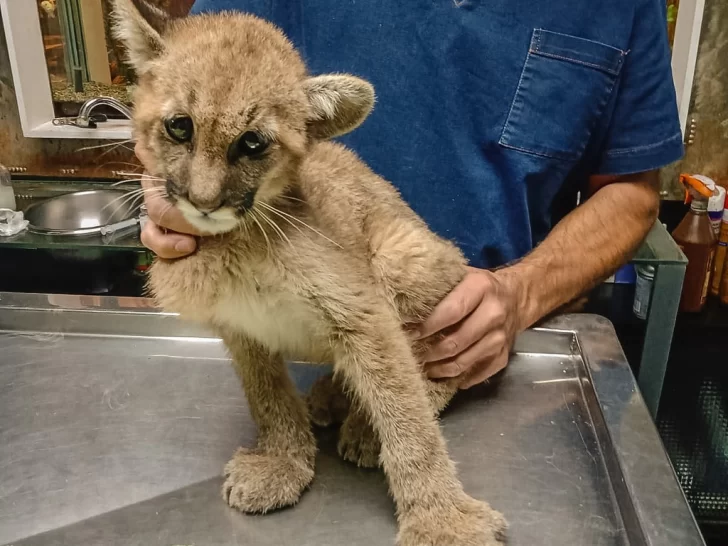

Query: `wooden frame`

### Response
(0, 0, 706, 140)
(670, 0, 707, 135)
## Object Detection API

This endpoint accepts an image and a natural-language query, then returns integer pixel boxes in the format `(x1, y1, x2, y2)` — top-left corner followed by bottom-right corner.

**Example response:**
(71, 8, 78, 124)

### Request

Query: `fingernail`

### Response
(407, 328, 422, 340)
(174, 240, 195, 253)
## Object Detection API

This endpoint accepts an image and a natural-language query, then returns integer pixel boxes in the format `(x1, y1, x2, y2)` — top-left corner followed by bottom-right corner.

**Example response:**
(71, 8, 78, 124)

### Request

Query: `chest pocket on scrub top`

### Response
(499, 29, 627, 162)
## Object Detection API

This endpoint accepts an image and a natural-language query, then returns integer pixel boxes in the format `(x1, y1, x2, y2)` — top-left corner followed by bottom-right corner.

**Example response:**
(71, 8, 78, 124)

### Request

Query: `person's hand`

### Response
(416, 266, 524, 389)
(135, 142, 200, 259)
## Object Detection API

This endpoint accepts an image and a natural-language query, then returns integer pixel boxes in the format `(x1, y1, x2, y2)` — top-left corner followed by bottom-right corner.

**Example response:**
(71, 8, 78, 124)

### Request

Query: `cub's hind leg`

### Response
(335, 376, 458, 468)
(308, 372, 350, 428)
(220, 330, 316, 513)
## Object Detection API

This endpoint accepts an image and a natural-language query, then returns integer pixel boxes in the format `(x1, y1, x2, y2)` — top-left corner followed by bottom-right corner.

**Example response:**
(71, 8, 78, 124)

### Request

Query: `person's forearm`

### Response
(500, 171, 660, 331)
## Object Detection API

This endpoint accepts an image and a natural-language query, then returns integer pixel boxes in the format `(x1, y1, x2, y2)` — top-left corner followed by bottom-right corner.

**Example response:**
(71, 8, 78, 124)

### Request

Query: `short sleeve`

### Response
(595, 0, 684, 175)
(190, 0, 250, 14)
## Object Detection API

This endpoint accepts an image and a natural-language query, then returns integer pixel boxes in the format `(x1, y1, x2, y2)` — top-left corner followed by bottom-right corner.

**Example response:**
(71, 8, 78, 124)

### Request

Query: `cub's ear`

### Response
(303, 74, 375, 139)
(111, 0, 170, 74)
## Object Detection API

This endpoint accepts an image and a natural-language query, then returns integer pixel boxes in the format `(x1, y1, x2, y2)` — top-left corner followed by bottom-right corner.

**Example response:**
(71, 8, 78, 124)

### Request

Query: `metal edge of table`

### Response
(542, 314, 704, 546)
(0, 293, 705, 545)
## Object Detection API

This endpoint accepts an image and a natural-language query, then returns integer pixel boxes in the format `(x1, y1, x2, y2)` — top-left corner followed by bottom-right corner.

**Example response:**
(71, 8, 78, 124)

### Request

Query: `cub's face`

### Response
(114, 0, 375, 234)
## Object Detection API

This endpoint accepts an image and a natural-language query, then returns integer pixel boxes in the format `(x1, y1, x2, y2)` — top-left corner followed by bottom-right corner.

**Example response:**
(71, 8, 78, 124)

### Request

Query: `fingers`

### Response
(140, 219, 197, 259)
(423, 298, 506, 362)
(134, 142, 202, 258)
(425, 329, 507, 380)
(460, 349, 509, 389)
(141, 177, 201, 235)
(139, 176, 200, 258)
(414, 272, 486, 340)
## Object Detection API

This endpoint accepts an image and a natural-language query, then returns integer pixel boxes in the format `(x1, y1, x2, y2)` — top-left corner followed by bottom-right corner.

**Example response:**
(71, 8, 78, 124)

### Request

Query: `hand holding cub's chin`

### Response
(137, 143, 200, 259)
(140, 177, 200, 259)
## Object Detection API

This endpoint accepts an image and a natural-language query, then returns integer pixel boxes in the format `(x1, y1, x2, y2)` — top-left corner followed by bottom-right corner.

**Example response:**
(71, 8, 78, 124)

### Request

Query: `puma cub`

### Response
(113, 1, 506, 544)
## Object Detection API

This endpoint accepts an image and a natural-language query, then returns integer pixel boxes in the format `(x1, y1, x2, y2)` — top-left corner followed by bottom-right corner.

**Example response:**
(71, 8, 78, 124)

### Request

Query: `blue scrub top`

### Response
(190, 0, 683, 268)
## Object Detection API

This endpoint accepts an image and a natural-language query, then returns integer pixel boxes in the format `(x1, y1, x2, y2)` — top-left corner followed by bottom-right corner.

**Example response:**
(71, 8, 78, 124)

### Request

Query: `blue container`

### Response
(613, 264, 637, 284)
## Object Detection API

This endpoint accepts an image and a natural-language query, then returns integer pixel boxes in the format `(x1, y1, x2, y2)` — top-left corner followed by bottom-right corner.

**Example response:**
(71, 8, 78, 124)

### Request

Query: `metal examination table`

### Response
(0, 292, 704, 545)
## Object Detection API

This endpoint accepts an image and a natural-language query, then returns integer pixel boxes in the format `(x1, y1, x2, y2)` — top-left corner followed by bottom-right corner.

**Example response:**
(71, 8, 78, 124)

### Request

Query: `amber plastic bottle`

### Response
(673, 197, 717, 312)
(711, 209, 728, 297)
(720, 214, 728, 304)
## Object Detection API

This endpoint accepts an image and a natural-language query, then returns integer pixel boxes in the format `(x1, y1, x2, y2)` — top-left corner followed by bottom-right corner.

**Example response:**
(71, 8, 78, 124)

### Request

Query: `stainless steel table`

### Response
(0, 293, 704, 546)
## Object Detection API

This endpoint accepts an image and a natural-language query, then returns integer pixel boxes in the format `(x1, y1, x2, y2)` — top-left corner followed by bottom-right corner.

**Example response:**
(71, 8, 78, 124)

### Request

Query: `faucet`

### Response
(76, 96, 133, 128)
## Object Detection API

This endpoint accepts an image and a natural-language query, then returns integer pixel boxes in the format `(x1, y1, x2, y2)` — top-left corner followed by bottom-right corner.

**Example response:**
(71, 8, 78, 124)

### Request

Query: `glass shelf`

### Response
(626, 221, 688, 418)
(0, 229, 144, 252)
(0, 178, 145, 252)
(631, 220, 688, 265)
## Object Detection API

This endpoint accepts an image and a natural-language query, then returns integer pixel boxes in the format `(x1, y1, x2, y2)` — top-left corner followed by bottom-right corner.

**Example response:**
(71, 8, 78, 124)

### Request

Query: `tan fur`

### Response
(114, 1, 506, 543)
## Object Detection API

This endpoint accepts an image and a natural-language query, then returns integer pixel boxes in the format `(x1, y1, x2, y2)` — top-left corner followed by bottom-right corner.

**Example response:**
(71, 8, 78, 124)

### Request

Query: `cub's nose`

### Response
(188, 192, 224, 214)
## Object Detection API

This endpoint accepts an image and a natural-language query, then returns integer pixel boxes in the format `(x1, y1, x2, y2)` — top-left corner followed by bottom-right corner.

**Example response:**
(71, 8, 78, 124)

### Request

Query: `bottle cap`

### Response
(709, 184, 727, 212)
(680, 173, 716, 204)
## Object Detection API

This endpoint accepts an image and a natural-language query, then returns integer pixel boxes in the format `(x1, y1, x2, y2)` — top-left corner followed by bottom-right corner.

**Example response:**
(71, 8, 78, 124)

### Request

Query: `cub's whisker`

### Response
(278, 195, 307, 204)
(250, 210, 272, 257)
(76, 139, 136, 161)
(100, 190, 142, 214)
(109, 180, 148, 188)
(101, 187, 166, 220)
(115, 171, 165, 180)
(257, 209, 292, 247)
(259, 202, 342, 249)
(157, 202, 175, 227)
(105, 191, 147, 219)
(76, 139, 134, 153)
(94, 161, 144, 175)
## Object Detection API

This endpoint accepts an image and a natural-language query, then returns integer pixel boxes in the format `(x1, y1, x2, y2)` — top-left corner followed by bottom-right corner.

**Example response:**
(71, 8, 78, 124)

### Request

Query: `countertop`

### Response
(0, 293, 705, 546)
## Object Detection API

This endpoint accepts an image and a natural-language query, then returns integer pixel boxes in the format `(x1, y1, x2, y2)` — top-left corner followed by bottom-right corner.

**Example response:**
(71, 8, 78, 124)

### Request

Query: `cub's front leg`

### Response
(309, 337, 460, 469)
(328, 305, 507, 545)
(219, 330, 316, 513)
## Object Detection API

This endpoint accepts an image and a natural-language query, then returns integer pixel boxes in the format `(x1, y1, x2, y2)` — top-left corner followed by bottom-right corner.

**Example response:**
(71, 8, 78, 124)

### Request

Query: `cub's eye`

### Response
(228, 131, 270, 163)
(239, 131, 268, 155)
(164, 116, 194, 143)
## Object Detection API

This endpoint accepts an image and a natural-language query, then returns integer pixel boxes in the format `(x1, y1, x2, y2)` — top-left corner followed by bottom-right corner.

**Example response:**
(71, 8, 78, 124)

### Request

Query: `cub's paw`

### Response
(306, 373, 350, 428)
(397, 497, 507, 546)
(222, 448, 314, 513)
(337, 414, 381, 468)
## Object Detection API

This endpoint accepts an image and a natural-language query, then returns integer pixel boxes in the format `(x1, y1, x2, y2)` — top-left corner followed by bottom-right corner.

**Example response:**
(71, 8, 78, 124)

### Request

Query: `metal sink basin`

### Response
(24, 189, 139, 236)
